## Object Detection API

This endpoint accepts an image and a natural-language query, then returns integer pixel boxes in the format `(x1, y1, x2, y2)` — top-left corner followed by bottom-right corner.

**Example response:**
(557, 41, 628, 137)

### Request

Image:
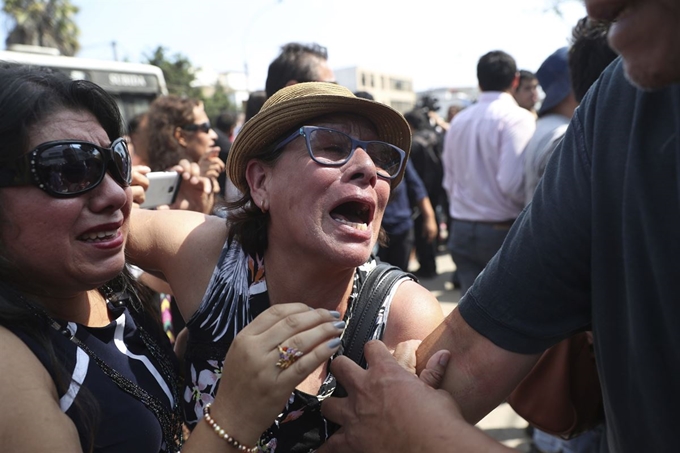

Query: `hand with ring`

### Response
(200, 303, 345, 448)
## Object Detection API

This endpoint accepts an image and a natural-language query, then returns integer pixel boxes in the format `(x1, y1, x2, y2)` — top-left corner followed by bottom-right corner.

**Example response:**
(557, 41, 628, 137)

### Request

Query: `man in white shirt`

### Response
(442, 50, 536, 295)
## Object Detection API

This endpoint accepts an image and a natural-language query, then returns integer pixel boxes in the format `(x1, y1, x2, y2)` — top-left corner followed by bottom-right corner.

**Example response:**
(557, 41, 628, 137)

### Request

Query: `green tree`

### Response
(202, 82, 235, 121)
(144, 46, 236, 119)
(3, 0, 80, 56)
(144, 46, 202, 98)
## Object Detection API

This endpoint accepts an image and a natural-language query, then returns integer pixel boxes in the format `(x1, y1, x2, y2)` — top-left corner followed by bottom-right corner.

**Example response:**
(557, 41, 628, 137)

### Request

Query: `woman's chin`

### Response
(85, 261, 127, 287)
(324, 243, 373, 268)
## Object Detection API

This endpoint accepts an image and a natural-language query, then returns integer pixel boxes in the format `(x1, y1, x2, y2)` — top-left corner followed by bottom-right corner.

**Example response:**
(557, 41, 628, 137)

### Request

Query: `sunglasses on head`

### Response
(181, 122, 211, 133)
(0, 138, 132, 197)
(273, 126, 406, 180)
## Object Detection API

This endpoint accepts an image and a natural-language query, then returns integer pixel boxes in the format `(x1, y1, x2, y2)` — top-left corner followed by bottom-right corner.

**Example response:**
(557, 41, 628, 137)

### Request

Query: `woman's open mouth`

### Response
(79, 229, 118, 242)
(330, 201, 371, 231)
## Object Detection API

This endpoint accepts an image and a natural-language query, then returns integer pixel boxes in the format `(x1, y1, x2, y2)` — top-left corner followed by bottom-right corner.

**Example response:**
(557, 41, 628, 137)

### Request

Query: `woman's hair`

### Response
(226, 137, 287, 257)
(0, 64, 123, 160)
(146, 94, 201, 171)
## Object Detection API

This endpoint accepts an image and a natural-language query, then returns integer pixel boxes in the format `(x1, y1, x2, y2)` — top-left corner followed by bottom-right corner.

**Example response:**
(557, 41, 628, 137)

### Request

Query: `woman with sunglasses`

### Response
(145, 95, 225, 214)
(128, 82, 445, 451)
(0, 65, 344, 453)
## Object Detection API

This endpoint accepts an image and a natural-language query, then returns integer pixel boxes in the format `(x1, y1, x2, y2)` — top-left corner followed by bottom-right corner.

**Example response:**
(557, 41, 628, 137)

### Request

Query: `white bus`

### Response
(0, 45, 168, 124)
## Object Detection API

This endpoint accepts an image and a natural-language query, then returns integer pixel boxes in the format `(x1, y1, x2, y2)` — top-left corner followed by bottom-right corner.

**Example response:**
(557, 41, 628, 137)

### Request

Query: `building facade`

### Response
(334, 66, 416, 113)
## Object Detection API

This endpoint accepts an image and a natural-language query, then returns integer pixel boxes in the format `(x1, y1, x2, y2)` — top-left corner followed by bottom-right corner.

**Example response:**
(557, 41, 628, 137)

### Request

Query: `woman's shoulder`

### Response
(0, 324, 59, 400)
(0, 326, 82, 450)
(1, 322, 54, 367)
(382, 279, 445, 349)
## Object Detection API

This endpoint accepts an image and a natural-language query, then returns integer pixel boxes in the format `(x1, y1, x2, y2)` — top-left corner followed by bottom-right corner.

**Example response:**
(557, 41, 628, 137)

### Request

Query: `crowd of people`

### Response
(1, 0, 678, 451)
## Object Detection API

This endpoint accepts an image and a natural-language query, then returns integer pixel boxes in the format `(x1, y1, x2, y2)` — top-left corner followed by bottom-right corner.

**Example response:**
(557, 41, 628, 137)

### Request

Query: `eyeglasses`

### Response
(0, 138, 132, 197)
(181, 122, 211, 133)
(272, 126, 406, 180)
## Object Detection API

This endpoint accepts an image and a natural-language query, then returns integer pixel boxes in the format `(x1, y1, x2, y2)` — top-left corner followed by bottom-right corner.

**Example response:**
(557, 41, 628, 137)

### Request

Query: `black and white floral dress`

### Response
(183, 238, 410, 452)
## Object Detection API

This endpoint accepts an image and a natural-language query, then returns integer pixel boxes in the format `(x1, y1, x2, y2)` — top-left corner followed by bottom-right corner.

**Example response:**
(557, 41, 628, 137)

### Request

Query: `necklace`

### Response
(23, 288, 184, 452)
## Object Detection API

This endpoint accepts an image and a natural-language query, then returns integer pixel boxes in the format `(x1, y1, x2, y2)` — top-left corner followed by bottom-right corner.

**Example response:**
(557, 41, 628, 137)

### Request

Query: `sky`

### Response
(1, 0, 587, 93)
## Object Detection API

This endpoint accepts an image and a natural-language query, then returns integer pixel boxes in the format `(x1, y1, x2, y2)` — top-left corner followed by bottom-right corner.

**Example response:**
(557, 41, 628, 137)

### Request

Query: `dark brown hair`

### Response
(146, 94, 201, 171)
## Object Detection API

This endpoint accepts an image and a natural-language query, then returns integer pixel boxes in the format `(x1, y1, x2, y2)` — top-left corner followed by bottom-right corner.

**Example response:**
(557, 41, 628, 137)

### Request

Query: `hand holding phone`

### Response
(139, 171, 181, 209)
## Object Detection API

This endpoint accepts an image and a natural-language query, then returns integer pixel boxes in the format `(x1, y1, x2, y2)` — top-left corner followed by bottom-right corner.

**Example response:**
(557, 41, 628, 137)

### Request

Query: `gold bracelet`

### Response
(202, 403, 258, 452)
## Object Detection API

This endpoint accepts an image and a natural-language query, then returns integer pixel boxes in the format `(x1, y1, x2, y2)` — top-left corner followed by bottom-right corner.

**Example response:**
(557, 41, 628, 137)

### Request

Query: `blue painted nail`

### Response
(333, 321, 346, 329)
(329, 310, 341, 318)
(327, 338, 342, 349)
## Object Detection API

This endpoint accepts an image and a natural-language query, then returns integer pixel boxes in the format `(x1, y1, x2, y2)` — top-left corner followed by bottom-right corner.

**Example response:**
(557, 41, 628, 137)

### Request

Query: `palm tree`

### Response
(3, 0, 80, 56)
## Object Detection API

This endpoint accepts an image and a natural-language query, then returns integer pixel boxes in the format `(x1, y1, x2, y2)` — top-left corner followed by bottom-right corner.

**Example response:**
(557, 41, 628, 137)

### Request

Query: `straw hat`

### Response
(227, 82, 411, 192)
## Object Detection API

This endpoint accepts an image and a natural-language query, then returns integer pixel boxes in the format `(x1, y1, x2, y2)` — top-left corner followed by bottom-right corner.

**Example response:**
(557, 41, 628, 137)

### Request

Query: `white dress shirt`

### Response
(442, 91, 536, 222)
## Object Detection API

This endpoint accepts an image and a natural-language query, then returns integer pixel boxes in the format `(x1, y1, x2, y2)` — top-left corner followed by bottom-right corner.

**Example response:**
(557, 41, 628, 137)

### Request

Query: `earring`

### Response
(260, 199, 269, 213)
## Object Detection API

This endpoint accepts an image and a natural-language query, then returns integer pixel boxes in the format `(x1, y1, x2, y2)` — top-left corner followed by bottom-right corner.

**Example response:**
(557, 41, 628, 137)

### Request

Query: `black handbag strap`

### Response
(340, 263, 413, 369)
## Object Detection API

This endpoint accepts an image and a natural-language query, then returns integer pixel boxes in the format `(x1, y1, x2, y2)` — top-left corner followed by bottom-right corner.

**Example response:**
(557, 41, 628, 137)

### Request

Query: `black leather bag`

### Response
(333, 263, 411, 396)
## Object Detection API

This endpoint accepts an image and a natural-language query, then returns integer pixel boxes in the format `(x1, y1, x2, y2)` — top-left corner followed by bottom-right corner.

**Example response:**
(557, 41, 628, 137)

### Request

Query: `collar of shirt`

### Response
(477, 91, 517, 104)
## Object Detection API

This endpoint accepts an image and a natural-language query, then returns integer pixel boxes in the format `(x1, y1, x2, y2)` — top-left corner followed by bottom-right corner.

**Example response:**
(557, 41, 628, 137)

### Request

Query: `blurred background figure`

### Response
(213, 110, 238, 202)
(126, 112, 150, 166)
(514, 69, 540, 117)
(214, 110, 237, 143)
(146, 95, 221, 172)
(376, 158, 438, 274)
(244, 90, 267, 123)
(523, 47, 578, 206)
(145, 95, 224, 208)
(404, 109, 444, 278)
(442, 50, 535, 296)
(265, 42, 336, 98)
(446, 104, 465, 123)
(352, 91, 438, 274)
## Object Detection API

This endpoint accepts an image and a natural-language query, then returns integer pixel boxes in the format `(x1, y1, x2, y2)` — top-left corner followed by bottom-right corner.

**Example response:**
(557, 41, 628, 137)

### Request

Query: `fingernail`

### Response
(329, 310, 341, 318)
(327, 338, 342, 349)
(333, 321, 346, 330)
(439, 353, 450, 367)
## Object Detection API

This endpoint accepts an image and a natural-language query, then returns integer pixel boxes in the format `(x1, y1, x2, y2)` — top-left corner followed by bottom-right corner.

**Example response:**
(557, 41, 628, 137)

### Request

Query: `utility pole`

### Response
(111, 41, 118, 61)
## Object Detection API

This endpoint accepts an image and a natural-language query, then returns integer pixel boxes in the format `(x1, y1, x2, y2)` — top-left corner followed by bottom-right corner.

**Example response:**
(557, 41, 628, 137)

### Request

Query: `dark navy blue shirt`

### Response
(460, 58, 680, 452)
(381, 160, 429, 235)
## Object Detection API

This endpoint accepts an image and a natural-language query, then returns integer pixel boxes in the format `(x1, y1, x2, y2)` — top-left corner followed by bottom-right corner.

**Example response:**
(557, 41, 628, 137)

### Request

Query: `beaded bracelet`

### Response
(203, 403, 258, 453)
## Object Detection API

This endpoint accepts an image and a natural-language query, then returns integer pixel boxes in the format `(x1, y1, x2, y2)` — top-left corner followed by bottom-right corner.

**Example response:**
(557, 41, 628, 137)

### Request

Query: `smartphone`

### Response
(140, 171, 181, 209)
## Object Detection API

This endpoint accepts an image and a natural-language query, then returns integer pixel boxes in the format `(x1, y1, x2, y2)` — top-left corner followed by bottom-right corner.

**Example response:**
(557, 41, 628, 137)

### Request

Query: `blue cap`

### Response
(537, 47, 571, 116)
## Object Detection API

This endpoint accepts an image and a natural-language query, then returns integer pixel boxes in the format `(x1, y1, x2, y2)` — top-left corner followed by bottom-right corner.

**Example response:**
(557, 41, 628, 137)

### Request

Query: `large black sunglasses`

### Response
(272, 126, 406, 180)
(0, 138, 132, 197)
(181, 121, 211, 133)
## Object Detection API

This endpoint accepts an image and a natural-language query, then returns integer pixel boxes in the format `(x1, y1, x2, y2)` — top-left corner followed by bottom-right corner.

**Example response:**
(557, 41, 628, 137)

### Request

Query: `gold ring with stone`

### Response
(276, 344, 304, 369)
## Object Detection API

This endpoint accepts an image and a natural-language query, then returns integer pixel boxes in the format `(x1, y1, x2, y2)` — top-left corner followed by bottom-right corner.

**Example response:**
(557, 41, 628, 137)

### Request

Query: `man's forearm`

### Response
(416, 308, 540, 423)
